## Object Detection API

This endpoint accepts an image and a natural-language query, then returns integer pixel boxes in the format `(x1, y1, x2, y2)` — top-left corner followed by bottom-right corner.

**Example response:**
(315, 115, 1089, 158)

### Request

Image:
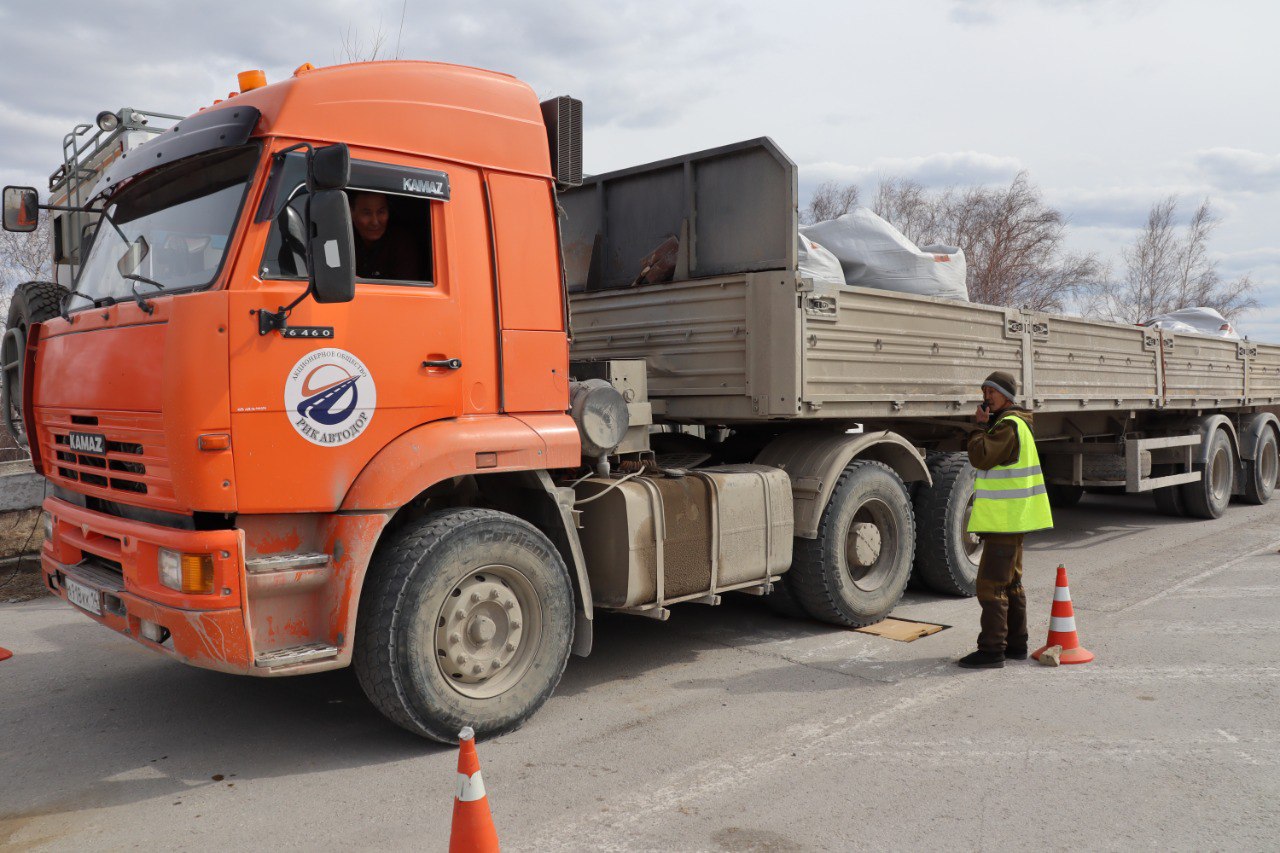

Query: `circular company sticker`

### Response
(284, 348, 377, 446)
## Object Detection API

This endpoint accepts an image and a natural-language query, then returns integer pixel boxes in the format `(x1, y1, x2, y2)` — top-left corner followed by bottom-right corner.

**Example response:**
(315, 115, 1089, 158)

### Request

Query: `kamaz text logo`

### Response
(403, 177, 445, 196)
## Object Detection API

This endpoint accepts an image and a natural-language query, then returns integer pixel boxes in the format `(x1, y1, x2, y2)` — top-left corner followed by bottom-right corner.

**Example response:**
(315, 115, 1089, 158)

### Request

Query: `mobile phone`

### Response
(980, 401, 990, 412)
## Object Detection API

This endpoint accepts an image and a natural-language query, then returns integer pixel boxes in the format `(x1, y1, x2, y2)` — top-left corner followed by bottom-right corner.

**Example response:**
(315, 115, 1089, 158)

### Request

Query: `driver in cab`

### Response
(348, 191, 421, 281)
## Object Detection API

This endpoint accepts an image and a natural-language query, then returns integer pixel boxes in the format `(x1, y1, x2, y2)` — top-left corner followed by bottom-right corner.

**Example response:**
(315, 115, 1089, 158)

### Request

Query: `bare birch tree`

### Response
(1091, 196, 1257, 322)
(801, 180, 859, 225)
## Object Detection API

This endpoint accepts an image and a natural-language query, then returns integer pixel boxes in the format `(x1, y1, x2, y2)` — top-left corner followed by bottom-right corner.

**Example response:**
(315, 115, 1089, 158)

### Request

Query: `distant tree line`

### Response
(802, 175, 1258, 322)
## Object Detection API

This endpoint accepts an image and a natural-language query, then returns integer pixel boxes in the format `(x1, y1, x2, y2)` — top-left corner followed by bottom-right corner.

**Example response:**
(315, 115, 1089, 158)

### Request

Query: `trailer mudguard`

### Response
(755, 429, 930, 539)
(1175, 413, 1241, 464)
(1237, 412, 1279, 462)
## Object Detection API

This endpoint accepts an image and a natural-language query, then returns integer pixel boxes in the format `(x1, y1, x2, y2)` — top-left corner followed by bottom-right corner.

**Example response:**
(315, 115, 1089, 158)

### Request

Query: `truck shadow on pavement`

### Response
(2, 622, 444, 827)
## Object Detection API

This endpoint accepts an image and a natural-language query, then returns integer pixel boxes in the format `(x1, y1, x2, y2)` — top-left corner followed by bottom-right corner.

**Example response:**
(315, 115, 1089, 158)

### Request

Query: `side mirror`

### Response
(116, 235, 150, 276)
(2, 186, 39, 233)
(310, 144, 350, 192)
(308, 189, 355, 304)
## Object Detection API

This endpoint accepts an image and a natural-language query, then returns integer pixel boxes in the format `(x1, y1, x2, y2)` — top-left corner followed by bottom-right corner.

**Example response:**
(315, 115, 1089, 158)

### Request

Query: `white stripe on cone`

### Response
(1053, 586, 1072, 602)
(456, 771, 487, 802)
(1050, 615, 1077, 633)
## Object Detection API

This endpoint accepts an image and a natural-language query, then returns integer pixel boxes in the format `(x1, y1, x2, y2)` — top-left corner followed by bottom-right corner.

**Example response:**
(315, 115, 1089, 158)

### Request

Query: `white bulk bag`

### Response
(797, 232, 845, 289)
(801, 208, 969, 301)
(1141, 307, 1239, 339)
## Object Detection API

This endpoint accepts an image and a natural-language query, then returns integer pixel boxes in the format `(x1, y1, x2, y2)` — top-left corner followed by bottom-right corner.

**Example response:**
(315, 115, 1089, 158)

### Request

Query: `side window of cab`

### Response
(258, 154, 448, 286)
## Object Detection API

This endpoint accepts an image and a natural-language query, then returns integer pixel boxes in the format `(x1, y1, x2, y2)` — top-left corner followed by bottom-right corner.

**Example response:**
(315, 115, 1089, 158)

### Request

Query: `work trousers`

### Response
(975, 532, 1027, 654)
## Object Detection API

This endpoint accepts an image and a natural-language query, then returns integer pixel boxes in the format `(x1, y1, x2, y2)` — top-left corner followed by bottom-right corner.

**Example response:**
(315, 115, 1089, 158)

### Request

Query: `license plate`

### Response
(65, 577, 103, 616)
(68, 432, 106, 454)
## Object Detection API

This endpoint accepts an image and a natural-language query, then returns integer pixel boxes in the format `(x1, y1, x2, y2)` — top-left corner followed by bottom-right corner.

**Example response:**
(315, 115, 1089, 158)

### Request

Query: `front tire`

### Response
(354, 508, 574, 742)
(789, 460, 915, 627)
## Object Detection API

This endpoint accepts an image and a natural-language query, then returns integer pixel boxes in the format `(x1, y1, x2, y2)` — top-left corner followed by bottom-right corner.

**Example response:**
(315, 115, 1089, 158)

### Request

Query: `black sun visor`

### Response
(98, 106, 261, 195)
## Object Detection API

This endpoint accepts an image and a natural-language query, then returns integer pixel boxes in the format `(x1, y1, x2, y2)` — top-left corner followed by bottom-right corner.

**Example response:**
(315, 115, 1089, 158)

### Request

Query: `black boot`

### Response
(957, 649, 1005, 669)
(1005, 646, 1028, 660)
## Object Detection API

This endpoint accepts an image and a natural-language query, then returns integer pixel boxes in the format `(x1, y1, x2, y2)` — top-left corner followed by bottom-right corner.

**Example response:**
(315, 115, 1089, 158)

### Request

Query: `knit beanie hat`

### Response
(982, 371, 1018, 402)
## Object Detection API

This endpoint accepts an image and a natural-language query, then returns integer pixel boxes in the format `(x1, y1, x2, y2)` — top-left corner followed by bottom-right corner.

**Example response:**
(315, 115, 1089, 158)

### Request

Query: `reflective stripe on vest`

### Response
(967, 413, 1054, 534)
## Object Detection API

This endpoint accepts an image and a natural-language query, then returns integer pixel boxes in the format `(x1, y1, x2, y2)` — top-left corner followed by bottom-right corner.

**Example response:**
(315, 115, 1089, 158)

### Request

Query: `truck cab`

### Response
(16, 62, 590, 740)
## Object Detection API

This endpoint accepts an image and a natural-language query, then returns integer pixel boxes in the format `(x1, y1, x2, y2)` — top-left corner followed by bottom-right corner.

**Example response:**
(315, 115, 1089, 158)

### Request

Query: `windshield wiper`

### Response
(122, 274, 165, 314)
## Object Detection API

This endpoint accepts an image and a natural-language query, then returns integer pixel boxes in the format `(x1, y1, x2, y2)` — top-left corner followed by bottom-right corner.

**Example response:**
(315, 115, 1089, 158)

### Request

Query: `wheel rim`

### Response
(1209, 444, 1232, 505)
(434, 564, 542, 700)
(961, 492, 983, 568)
(843, 499, 899, 592)
(1260, 439, 1278, 495)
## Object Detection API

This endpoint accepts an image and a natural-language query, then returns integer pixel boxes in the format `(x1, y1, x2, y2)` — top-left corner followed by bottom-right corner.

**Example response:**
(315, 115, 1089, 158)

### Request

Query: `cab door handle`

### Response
(422, 358, 463, 370)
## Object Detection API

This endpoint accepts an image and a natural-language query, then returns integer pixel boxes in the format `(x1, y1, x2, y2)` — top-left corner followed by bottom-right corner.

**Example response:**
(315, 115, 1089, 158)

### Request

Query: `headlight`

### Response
(96, 110, 120, 132)
(43, 514, 54, 542)
(158, 548, 214, 594)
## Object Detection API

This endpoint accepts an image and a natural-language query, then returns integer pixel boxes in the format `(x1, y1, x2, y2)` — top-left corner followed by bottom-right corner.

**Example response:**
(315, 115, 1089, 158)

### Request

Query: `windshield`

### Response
(72, 144, 260, 309)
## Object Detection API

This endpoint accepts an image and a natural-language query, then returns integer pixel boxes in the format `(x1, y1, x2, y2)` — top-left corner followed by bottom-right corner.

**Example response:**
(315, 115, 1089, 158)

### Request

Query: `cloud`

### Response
(948, 1, 999, 26)
(1193, 148, 1280, 194)
(805, 151, 1024, 191)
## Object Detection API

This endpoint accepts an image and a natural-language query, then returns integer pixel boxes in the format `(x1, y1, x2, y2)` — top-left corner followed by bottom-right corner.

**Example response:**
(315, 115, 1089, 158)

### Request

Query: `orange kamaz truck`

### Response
(6, 61, 1279, 742)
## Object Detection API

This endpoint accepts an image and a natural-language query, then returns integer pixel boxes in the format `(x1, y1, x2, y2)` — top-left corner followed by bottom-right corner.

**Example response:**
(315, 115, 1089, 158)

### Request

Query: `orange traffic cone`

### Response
(1033, 565, 1094, 664)
(450, 726, 500, 853)
(0, 646, 11, 662)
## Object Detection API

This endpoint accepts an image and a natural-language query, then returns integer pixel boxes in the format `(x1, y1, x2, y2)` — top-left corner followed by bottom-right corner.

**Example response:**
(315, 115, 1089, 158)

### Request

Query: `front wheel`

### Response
(354, 508, 574, 742)
(789, 460, 915, 627)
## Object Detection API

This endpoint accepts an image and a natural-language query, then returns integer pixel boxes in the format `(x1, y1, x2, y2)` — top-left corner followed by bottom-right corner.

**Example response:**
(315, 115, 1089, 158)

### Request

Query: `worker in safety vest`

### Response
(957, 370, 1054, 669)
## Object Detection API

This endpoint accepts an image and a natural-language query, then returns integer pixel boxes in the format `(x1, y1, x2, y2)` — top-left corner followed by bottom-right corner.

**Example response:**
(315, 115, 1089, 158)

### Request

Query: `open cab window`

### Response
(258, 154, 445, 286)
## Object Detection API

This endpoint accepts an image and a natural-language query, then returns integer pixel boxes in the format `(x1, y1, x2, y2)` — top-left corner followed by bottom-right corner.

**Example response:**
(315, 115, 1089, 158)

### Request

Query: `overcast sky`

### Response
(2, 1, 1277, 334)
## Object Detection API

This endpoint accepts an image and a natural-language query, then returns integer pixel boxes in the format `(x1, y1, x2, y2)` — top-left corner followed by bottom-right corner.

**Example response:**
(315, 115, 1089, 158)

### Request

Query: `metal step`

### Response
(254, 643, 339, 668)
(245, 552, 329, 574)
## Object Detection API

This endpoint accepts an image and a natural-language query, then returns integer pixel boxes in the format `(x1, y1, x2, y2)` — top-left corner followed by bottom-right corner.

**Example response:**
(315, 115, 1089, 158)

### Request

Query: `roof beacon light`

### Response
(238, 69, 267, 92)
(95, 110, 120, 132)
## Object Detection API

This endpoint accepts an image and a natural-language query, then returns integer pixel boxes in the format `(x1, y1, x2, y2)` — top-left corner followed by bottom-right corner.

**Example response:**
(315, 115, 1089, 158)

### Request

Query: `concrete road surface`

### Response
(3, 492, 1279, 851)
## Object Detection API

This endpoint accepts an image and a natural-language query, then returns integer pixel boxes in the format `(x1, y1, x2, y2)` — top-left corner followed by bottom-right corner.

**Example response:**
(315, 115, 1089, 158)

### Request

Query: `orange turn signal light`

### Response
(197, 433, 231, 451)
(180, 554, 215, 594)
(238, 69, 267, 91)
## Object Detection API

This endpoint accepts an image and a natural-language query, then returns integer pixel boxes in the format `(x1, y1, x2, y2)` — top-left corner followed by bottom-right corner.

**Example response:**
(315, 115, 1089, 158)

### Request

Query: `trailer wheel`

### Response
(790, 460, 914, 627)
(911, 453, 980, 597)
(1180, 429, 1234, 520)
(3, 281, 67, 447)
(354, 508, 574, 743)
(1046, 484, 1084, 507)
(1240, 427, 1278, 506)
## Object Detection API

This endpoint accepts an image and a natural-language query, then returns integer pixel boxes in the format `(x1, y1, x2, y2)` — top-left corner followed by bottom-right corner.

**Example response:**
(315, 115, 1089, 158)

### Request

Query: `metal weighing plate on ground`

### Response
(65, 576, 103, 616)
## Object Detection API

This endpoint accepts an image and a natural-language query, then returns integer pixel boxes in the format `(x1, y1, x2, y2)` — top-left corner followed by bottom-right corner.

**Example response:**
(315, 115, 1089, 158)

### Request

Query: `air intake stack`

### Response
(539, 96, 583, 188)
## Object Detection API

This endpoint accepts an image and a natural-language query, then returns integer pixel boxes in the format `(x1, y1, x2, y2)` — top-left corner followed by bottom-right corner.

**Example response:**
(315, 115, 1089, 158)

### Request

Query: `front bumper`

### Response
(41, 496, 254, 673)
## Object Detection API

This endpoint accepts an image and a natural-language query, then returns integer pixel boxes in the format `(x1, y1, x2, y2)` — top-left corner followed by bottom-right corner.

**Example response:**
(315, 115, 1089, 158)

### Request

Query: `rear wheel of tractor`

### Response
(1241, 427, 1278, 506)
(3, 281, 67, 447)
(790, 460, 915, 627)
(354, 508, 574, 743)
(1046, 484, 1085, 508)
(1151, 464, 1187, 517)
(1180, 429, 1234, 520)
(912, 452, 980, 597)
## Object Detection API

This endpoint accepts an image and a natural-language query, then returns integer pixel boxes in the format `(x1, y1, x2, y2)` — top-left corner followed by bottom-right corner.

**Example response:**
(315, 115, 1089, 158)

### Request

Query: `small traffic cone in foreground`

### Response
(450, 726, 500, 853)
(1033, 565, 1094, 665)
(0, 646, 11, 662)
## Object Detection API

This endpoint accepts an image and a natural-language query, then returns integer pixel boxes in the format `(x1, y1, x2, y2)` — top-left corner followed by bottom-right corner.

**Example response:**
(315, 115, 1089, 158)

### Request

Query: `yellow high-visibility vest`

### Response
(967, 412, 1054, 534)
